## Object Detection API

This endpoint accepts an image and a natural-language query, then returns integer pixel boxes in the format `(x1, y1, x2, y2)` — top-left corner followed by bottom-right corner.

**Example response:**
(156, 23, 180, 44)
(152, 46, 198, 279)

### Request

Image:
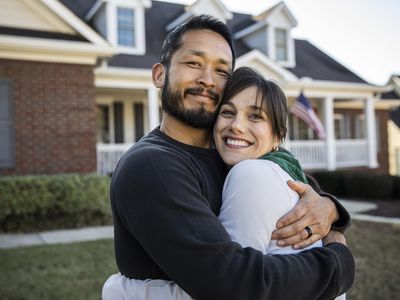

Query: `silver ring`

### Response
(305, 226, 313, 239)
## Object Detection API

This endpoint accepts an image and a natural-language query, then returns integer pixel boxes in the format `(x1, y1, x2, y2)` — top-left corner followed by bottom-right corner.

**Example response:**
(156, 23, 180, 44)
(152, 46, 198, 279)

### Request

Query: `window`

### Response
(133, 103, 144, 142)
(355, 114, 365, 139)
(113, 102, 124, 143)
(289, 114, 317, 140)
(334, 114, 351, 139)
(96, 105, 110, 143)
(0, 80, 14, 168)
(275, 28, 287, 61)
(117, 7, 135, 47)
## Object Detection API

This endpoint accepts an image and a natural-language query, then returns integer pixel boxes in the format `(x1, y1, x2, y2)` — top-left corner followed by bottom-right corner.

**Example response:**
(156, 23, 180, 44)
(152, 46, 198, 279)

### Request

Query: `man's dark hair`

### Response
(219, 67, 288, 141)
(160, 14, 236, 70)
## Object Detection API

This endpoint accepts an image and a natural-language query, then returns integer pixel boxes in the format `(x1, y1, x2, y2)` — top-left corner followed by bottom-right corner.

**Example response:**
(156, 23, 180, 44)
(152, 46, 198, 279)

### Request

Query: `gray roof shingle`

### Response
(55, 1, 371, 84)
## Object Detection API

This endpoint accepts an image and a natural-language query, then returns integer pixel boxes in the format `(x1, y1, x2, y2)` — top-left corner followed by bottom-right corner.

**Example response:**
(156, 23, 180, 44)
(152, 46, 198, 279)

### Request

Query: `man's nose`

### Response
(197, 67, 215, 88)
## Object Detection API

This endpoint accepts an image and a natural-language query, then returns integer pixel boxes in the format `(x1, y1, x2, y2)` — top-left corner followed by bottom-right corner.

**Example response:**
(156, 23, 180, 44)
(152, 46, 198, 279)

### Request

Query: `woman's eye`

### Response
(249, 114, 263, 121)
(221, 110, 234, 117)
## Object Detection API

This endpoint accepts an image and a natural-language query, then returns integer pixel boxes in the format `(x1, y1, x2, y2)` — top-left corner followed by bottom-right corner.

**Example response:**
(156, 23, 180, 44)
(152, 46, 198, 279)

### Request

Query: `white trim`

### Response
(255, 2, 297, 27)
(40, 0, 111, 46)
(324, 95, 336, 170)
(166, 11, 193, 32)
(234, 21, 267, 39)
(365, 96, 378, 168)
(86, 0, 151, 20)
(288, 79, 386, 93)
(105, 1, 147, 54)
(94, 66, 153, 89)
(85, 0, 103, 21)
(0, 35, 114, 64)
(236, 49, 298, 82)
(147, 87, 160, 131)
(189, 0, 233, 20)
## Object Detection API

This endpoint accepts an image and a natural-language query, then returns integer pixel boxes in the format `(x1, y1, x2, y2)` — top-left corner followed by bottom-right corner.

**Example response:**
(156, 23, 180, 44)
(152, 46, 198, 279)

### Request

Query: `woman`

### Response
(103, 67, 345, 300)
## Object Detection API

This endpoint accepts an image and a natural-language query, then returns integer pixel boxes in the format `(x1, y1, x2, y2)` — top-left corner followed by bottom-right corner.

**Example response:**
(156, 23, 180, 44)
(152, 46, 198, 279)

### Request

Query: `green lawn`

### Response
(0, 220, 399, 300)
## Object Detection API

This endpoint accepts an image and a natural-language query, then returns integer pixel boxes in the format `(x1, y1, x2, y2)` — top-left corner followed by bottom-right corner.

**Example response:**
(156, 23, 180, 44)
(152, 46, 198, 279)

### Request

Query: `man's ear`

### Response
(152, 63, 166, 88)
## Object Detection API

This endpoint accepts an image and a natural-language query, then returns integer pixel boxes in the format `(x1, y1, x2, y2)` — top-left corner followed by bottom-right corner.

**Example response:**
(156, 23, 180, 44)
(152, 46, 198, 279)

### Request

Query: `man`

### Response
(108, 15, 354, 299)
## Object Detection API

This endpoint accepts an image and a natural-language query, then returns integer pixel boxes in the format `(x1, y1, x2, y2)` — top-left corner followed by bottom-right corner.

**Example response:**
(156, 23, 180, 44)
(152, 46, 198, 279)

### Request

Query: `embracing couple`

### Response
(103, 15, 354, 300)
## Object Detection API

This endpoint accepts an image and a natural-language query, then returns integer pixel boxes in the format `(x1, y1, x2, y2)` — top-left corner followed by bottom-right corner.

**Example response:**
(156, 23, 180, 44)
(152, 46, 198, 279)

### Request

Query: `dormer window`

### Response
(275, 28, 287, 62)
(117, 7, 135, 47)
(87, 0, 151, 55)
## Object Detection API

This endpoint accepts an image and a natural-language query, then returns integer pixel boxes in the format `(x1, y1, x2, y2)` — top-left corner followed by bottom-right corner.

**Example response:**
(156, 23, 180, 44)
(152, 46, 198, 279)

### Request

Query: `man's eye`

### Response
(187, 61, 201, 67)
(216, 69, 230, 77)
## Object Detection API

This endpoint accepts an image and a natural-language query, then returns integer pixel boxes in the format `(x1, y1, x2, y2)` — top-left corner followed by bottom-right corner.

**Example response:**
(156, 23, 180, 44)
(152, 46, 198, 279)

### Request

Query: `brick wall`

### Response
(0, 59, 97, 175)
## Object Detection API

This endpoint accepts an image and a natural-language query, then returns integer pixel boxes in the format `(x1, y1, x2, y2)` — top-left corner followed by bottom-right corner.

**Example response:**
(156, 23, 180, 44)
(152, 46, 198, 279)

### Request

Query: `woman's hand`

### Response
(271, 180, 339, 249)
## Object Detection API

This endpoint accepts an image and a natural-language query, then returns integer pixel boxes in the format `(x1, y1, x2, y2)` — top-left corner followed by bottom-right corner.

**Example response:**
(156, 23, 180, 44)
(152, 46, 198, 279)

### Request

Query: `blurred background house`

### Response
(1, 0, 399, 176)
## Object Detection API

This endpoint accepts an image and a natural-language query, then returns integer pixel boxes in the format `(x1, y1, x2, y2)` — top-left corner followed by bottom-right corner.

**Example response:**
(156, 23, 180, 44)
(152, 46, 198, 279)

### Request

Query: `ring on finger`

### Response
(304, 226, 313, 239)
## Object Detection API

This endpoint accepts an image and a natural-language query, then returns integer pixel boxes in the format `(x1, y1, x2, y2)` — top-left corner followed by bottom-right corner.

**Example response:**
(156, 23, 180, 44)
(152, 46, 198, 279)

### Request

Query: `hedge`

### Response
(310, 171, 400, 201)
(0, 174, 112, 233)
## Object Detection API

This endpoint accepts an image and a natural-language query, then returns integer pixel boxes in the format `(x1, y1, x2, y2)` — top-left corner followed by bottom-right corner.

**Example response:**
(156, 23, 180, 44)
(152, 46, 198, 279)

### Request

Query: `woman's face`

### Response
(214, 86, 278, 167)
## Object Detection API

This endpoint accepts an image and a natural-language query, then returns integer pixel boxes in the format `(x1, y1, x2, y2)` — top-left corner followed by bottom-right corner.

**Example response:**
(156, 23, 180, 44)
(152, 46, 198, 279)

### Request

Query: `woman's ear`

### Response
(152, 63, 166, 88)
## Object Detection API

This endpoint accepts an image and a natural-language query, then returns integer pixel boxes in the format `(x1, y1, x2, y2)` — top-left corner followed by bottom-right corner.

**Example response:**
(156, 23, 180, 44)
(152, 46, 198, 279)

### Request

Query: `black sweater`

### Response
(110, 128, 354, 300)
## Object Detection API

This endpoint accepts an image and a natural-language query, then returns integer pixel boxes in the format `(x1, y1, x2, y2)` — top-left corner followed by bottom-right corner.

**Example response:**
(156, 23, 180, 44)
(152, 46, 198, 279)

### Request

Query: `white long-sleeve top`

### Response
(219, 159, 323, 254)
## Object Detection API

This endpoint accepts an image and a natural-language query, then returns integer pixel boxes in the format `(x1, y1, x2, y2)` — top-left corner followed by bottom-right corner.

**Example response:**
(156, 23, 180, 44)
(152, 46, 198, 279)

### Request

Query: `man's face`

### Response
(161, 29, 233, 129)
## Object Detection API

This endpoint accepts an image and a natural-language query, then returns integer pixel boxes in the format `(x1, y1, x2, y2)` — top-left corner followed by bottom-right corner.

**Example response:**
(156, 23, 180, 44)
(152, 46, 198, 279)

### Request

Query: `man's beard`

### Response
(161, 75, 220, 129)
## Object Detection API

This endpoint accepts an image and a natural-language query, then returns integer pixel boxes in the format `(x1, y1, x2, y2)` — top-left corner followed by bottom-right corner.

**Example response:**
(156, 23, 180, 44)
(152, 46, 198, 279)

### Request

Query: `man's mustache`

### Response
(185, 87, 220, 102)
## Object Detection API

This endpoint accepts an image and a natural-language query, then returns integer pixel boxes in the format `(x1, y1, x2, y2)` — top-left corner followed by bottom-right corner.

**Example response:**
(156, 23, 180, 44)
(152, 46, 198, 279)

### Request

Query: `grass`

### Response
(0, 220, 399, 300)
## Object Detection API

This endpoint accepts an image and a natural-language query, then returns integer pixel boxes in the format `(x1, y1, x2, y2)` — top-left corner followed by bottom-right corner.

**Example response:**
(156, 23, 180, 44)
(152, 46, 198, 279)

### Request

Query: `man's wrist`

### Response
(320, 192, 351, 233)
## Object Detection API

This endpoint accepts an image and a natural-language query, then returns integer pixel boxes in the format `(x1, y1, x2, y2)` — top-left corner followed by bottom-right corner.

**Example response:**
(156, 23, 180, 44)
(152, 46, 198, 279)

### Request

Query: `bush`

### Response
(0, 174, 112, 233)
(311, 171, 400, 201)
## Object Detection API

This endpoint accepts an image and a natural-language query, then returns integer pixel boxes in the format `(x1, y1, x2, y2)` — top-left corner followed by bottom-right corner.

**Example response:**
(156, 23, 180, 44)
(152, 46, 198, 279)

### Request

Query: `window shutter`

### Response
(0, 80, 14, 168)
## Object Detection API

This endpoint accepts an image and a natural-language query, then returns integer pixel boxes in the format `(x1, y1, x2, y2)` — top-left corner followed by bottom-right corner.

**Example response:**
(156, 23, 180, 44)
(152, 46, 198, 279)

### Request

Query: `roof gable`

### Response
(255, 1, 297, 28)
(236, 49, 297, 82)
(0, 0, 75, 34)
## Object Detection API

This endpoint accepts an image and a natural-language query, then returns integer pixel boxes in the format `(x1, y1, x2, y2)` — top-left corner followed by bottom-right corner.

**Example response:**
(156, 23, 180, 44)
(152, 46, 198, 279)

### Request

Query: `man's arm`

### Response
(113, 151, 354, 300)
(272, 178, 351, 249)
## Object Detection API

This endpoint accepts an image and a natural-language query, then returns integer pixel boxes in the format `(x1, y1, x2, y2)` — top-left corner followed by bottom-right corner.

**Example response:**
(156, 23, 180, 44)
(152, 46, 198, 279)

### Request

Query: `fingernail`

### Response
(277, 222, 283, 228)
(293, 245, 299, 250)
(277, 240, 285, 247)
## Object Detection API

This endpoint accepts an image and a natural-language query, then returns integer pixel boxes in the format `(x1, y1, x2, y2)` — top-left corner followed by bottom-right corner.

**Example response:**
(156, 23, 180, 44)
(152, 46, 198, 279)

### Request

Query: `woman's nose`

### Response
(229, 116, 245, 133)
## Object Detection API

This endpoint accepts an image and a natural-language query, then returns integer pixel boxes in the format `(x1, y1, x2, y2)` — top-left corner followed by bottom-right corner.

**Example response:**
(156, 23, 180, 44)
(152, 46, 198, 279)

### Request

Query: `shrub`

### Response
(0, 174, 112, 233)
(311, 171, 399, 201)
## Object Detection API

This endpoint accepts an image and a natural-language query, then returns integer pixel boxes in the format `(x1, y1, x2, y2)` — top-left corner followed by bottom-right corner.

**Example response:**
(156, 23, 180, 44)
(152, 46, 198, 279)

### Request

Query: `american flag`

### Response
(290, 92, 326, 139)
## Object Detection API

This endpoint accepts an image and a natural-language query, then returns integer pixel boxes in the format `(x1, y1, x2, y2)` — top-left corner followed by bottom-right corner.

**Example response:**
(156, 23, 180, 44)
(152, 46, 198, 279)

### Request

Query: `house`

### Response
(0, 0, 396, 176)
(382, 75, 400, 175)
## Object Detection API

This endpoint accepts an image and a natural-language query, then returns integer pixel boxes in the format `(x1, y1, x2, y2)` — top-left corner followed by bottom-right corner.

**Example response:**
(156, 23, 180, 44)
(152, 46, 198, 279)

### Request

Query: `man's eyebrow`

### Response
(188, 50, 231, 67)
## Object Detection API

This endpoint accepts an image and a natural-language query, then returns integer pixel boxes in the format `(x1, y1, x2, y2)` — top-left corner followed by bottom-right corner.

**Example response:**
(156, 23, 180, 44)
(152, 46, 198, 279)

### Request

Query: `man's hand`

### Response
(323, 230, 347, 246)
(271, 180, 339, 249)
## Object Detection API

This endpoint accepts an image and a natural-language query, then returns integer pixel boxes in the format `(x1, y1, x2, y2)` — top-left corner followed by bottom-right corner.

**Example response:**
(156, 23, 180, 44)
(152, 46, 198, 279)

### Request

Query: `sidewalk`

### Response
(1, 200, 399, 249)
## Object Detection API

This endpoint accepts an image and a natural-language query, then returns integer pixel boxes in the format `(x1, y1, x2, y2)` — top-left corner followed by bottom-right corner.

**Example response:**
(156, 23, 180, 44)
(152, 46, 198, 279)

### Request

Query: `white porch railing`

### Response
(285, 140, 326, 169)
(336, 139, 368, 168)
(96, 143, 133, 174)
(97, 139, 370, 174)
(285, 139, 368, 170)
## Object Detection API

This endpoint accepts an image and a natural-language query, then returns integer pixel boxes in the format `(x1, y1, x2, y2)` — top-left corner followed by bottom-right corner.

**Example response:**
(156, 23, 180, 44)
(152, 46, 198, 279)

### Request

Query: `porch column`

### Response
(365, 96, 378, 168)
(147, 87, 160, 131)
(324, 95, 336, 170)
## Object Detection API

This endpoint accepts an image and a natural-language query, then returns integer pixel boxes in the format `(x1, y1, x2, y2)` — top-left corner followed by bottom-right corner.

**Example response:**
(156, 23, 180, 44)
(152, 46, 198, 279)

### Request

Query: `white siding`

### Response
(0, 0, 75, 33)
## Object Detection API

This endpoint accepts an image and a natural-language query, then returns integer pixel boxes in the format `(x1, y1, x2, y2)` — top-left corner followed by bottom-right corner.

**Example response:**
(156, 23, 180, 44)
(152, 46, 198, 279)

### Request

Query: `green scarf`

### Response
(260, 147, 308, 184)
